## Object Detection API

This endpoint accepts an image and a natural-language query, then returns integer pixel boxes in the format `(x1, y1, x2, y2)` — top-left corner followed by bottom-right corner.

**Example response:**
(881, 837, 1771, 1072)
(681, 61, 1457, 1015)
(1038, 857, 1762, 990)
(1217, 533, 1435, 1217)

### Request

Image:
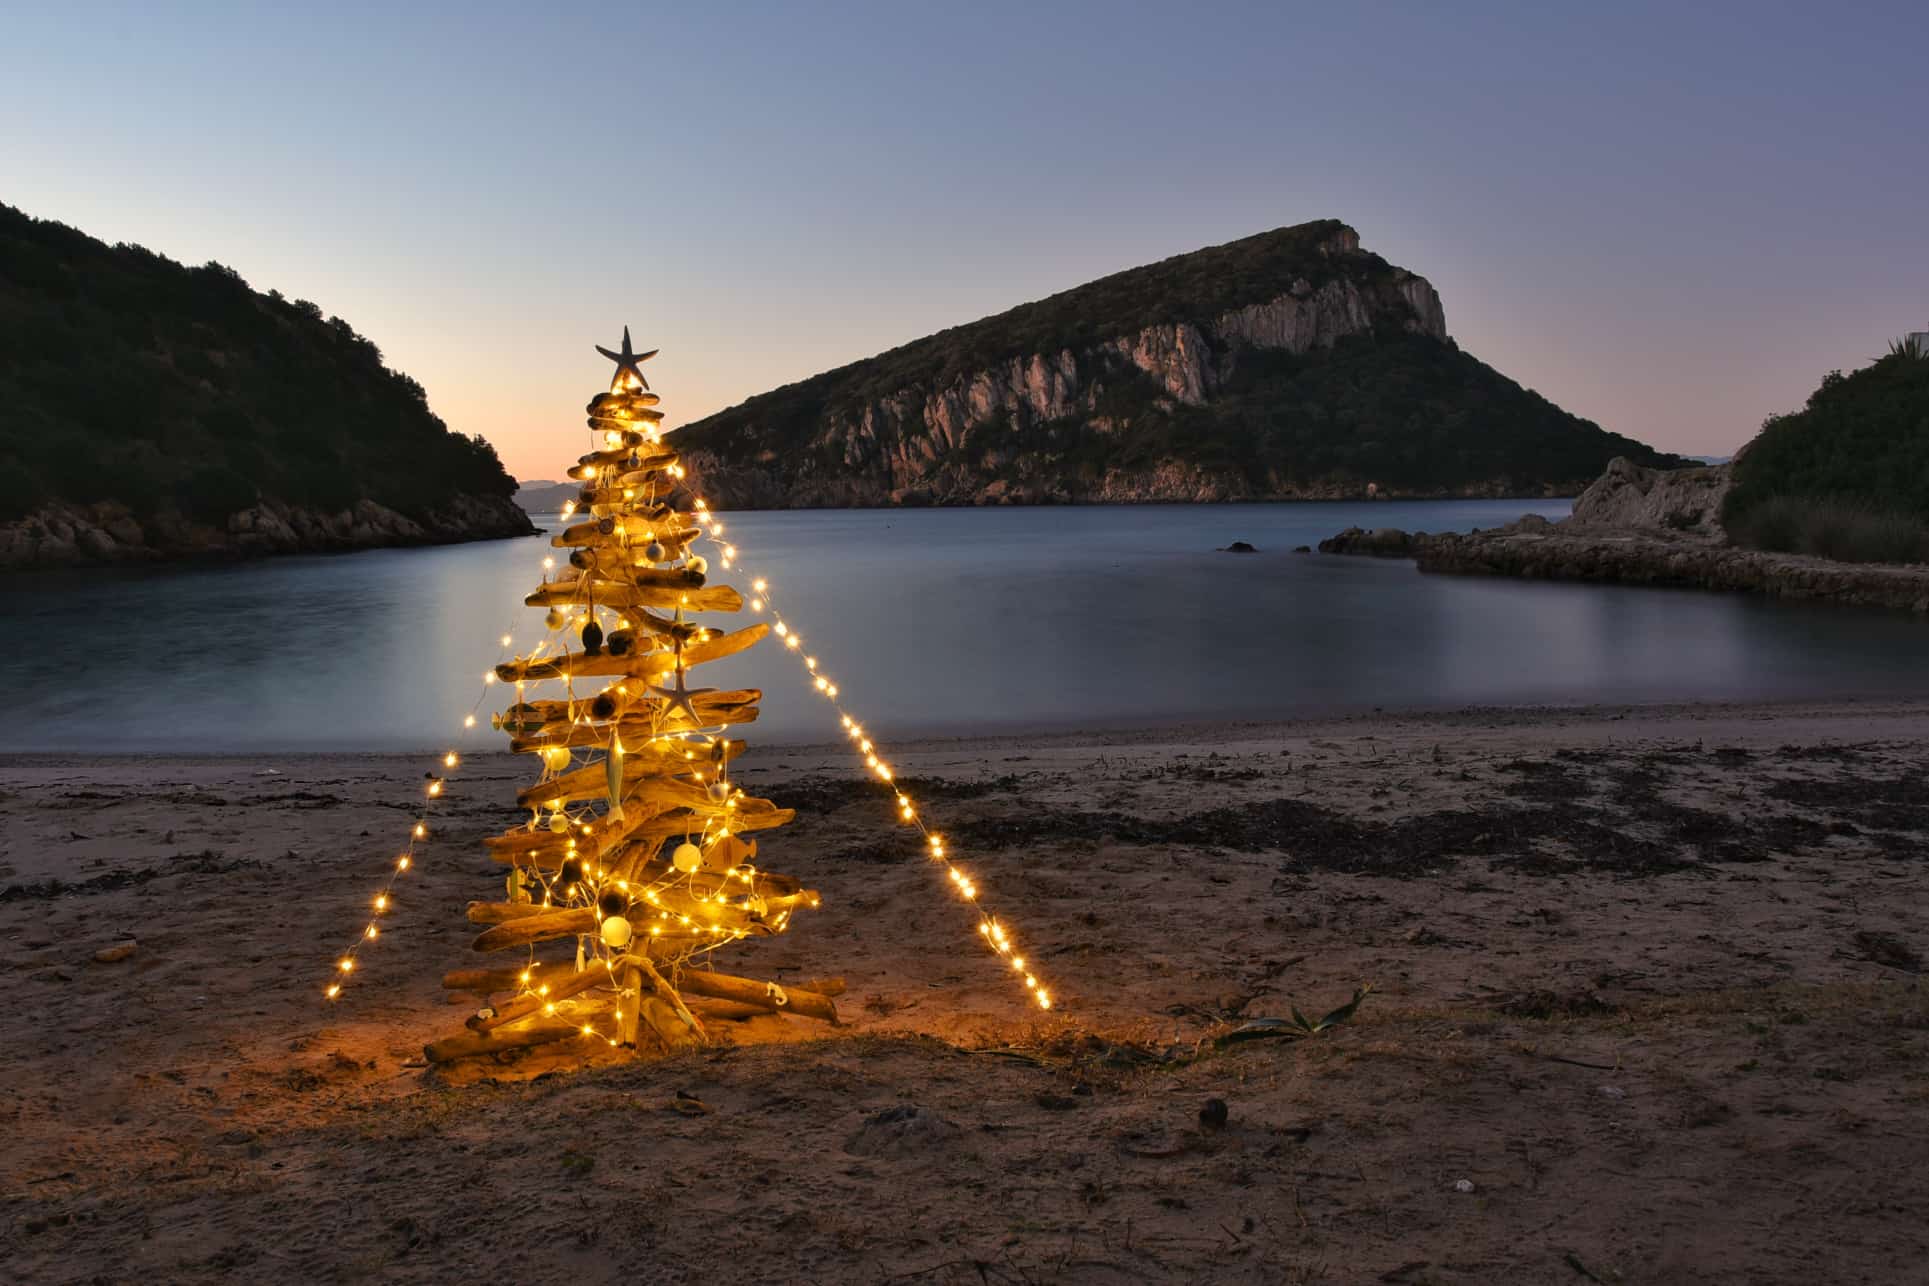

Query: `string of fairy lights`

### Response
(669, 489, 1054, 1011)
(326, 368, 1056, 1018)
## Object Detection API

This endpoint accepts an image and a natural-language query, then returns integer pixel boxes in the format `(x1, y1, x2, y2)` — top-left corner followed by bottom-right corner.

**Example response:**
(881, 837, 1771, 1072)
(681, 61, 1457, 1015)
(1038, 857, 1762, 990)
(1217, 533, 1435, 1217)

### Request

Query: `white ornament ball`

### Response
(547, 811, 571, 833)
(686, 555, 708, 576)
(707, 781, 730, 802)
(600, 916, 633, 949)
(542, 746, 572, 772)
(672, 842, 703, 874)
(645, 542, 666, 563)
(544, 607, 566, 630)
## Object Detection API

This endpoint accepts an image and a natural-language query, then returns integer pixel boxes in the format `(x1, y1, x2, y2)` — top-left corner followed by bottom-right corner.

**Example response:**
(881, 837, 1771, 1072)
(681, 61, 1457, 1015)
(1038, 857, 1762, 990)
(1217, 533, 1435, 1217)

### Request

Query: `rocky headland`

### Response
(0, 494, 534, 569)
(1320, 456, 1929, 613)
(673, 220, 1684, 507)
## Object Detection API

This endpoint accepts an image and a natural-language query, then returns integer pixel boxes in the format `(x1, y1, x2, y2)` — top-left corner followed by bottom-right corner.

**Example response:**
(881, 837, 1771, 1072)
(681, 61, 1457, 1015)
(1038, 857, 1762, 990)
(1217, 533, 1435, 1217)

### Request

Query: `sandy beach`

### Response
(4, 700, 1927, 1283)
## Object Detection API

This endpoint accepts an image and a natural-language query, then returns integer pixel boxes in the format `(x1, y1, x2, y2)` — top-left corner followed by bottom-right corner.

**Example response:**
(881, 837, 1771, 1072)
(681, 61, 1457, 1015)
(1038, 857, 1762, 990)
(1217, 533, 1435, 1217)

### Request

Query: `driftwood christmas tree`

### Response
(427, 331, 837, 1064)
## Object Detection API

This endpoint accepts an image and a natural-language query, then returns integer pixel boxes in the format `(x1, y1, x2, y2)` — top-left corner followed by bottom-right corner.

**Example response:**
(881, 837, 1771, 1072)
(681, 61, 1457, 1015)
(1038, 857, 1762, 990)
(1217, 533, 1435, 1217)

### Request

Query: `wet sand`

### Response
(3, 700, 1927, 1283)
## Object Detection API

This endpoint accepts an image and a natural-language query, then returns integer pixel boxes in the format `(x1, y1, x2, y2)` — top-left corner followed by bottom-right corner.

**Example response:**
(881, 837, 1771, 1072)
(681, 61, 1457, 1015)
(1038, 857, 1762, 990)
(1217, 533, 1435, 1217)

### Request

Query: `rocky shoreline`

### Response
(1320, 457, 1929, 614)
(0, 493, 536, 569)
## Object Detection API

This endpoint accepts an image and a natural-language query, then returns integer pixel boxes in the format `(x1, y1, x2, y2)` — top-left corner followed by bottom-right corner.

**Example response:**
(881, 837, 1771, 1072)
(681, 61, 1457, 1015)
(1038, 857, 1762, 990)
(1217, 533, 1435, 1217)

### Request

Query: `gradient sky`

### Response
(4, 1, 1923, 480)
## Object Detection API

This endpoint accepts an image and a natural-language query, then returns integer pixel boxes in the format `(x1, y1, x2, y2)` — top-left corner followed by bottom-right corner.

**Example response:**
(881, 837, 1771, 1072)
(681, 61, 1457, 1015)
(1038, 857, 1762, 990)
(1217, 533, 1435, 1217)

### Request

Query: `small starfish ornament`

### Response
(648, 639, 715, 729)
(596, 326, 658, 393)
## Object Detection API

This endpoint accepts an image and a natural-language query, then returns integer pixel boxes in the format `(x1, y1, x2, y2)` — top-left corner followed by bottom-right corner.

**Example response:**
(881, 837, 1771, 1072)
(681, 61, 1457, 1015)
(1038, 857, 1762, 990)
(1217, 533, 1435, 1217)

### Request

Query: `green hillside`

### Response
(0, 201, 517, 524)
(1724, 339, 1929, 563)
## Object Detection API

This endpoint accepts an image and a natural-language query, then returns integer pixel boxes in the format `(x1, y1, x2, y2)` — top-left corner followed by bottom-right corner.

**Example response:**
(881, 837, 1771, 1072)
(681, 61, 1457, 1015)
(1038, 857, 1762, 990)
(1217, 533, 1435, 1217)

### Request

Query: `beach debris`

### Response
(1451, 1178, 1476, 1193)
(1199, 1097, 1229, 1130)
(1598, 1085, 1626, 1100)
(92, 941, 137, 963)
(844, 1105, 961, 1158)
(1217, 984, 1374, 1045)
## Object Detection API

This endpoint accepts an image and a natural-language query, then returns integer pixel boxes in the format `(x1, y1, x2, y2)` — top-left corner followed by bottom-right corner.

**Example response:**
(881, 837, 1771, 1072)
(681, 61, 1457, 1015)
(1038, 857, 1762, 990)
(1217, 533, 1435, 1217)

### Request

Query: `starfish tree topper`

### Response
(596, 326, 658, 393)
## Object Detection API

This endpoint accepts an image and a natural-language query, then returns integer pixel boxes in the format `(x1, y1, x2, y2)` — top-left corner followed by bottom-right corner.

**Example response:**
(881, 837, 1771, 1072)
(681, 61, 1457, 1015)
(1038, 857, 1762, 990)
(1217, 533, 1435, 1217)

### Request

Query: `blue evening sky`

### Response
(3, 1, 1922, 478)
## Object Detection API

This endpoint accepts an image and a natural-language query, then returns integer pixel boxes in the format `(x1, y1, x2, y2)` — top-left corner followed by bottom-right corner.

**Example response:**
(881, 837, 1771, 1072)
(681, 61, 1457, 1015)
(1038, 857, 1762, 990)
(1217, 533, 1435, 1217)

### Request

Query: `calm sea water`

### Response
(6, 500, 1927, 753)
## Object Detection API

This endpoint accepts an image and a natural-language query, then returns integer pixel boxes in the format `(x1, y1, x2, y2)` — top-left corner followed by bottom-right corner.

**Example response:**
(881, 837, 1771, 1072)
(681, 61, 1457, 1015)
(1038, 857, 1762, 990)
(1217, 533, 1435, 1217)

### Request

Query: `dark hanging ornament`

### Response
(581, 620, 604, 655)
(558, 858, 584, 889)
(597, 889, 628, 917)
(607, 630, 634, 656)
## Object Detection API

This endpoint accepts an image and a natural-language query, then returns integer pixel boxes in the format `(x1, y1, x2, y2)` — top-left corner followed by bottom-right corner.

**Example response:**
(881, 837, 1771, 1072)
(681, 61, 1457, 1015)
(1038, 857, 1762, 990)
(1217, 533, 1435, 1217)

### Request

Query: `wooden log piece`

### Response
(516, 741, 746, 809)
(443, 962, 568, 994)
(684, 997, 772, 1022)
(471, 906, 596, 951)
(500, 701, 762, 746)
(672, 969, 841, 1025)
(618, 963, 643, 1046)
(525, 580, 741, 614)
(425, 1019, 586, 1064)
(636, 994, 695, 1052)
(465, 900, 558, 925)
(494, 623, 765, 685)
(505, 697, 764, 751)
(587, 390, 661, 413)
(567, 445, 677, 479)
(468, 956, 630, 1031)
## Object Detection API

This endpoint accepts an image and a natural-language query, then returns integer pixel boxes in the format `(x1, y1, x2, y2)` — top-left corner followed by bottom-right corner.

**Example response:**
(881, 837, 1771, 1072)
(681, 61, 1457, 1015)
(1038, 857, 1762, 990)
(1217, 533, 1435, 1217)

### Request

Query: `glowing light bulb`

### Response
(325, 984, 341, 998)
(444, 752, 459, 769)
(338, 958, 354, 973)
(464, 715, 476, 728)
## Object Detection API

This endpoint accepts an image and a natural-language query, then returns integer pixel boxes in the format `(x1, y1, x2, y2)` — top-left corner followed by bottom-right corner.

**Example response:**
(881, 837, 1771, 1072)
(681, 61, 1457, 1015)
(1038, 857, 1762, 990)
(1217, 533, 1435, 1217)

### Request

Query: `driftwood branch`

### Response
(673, 968, 841, 1025)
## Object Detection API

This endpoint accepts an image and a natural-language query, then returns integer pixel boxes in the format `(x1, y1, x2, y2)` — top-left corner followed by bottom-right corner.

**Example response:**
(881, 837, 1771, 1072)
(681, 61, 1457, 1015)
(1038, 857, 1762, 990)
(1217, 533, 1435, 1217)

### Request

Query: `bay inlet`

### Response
(7, 499, 1929, 753)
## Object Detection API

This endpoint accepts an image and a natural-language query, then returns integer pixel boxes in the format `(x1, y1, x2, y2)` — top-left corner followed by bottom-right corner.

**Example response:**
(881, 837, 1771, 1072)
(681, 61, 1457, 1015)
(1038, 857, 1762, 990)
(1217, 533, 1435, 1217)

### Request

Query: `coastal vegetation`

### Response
(1724, 338, 1929, 563)
(0, 202, 517, 525)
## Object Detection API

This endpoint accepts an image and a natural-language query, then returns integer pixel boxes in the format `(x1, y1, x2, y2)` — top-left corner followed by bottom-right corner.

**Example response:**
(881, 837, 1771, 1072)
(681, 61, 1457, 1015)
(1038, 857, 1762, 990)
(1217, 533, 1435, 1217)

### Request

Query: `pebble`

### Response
(93, 941, 138, 964)
(1599, 1085, 1626, 1099)
(1199, 1098, 1229, 1130)
(1452, 1179, 1476, 1193)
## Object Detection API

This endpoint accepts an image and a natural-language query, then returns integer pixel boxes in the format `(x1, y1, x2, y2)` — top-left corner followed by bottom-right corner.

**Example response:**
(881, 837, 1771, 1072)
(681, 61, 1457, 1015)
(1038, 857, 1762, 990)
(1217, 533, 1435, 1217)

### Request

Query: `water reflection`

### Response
(4, 499, 1926, 752)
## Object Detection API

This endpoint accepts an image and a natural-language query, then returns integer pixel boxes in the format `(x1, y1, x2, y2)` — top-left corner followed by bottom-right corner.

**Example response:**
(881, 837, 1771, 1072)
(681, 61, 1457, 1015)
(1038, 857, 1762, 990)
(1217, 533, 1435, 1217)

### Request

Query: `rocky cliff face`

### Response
(1566, 456, 1735, 536)
(676, 224, 1486, 508)
(0, 493, 535, 569)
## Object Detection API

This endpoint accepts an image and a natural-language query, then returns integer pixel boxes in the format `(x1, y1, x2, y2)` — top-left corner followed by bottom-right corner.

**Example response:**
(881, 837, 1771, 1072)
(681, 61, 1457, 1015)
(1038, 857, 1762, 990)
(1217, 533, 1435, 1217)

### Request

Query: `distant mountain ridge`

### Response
(672, 220, 1685, 507)
(513, 479, 582, 514)
(0, 201, 532, 566)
